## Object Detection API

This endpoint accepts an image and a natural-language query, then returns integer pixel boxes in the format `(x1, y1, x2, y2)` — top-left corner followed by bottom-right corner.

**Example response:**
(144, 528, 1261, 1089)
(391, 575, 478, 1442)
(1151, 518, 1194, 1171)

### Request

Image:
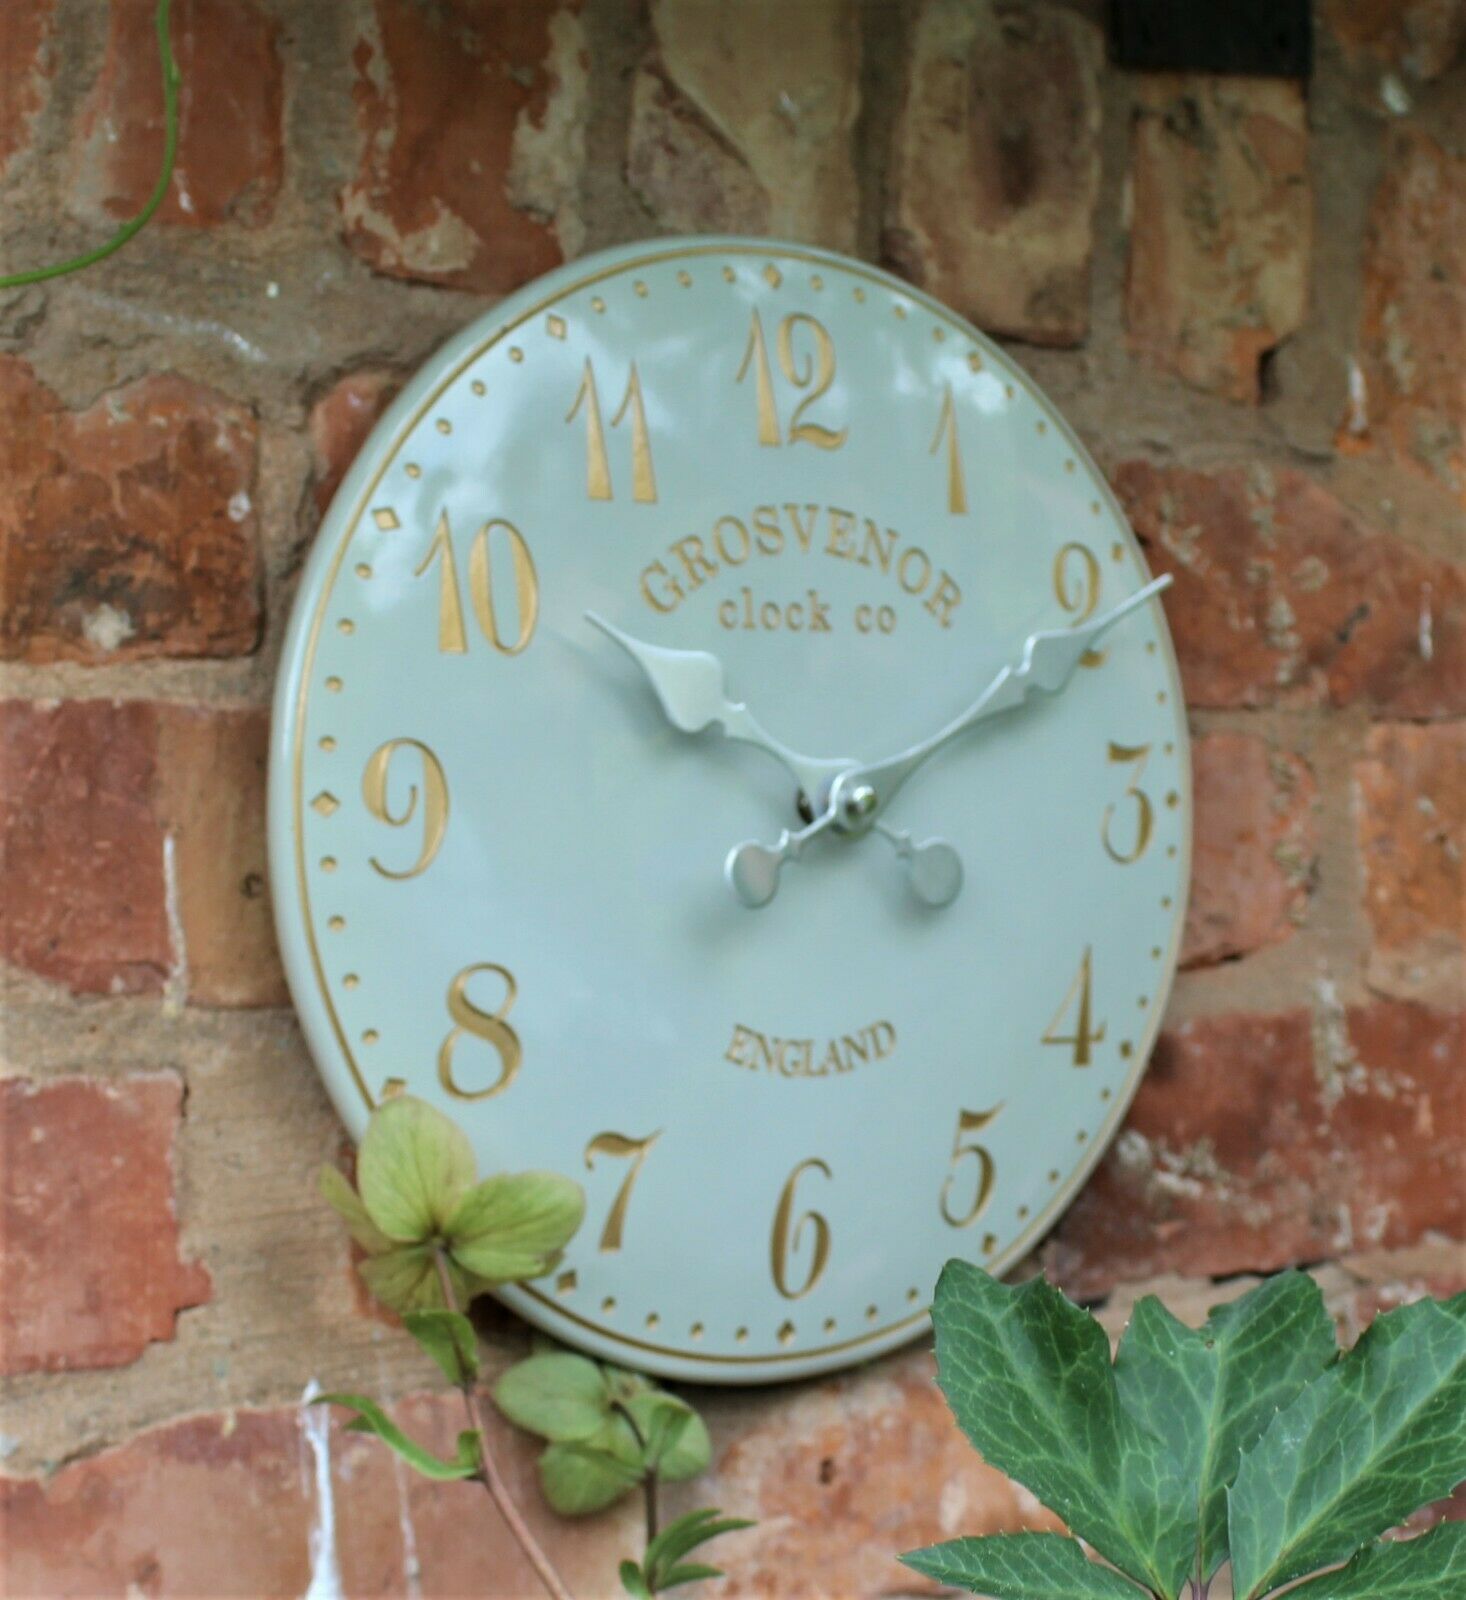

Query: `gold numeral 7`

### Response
(584, 1130, 660, 1252)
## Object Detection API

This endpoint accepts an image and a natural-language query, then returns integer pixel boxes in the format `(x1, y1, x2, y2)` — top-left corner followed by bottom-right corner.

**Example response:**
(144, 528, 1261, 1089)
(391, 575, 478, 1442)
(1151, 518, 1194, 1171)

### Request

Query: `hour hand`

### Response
(585, 612, 854, 801)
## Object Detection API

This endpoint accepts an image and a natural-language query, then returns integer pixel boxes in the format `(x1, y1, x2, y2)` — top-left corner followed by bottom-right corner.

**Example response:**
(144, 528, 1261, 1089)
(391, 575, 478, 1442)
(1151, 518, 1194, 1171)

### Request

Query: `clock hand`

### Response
(725, 802, 843, 909)
(585, 611, 856, 804)
(827, 575, 1172, 835)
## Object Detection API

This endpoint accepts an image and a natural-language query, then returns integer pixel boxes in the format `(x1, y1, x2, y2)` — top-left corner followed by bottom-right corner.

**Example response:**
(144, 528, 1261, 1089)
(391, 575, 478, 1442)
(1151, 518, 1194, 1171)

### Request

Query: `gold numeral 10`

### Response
(415, 512, 539, 656)
(583, 1130, 660, 1253)
(1053, 542, 1105, 668)
(770, 1157, 832, 1300)
(1103, 741, 1154, 864)
(929, 383, 968, 514)
(438, 962, 522, 1100)
(565, 359, 657, 504)
(737, 311, 847, 450)
(939, 1105, 1003, 1228)
(361, 738, 449, 880)
(1042, 946, 1106, 1067)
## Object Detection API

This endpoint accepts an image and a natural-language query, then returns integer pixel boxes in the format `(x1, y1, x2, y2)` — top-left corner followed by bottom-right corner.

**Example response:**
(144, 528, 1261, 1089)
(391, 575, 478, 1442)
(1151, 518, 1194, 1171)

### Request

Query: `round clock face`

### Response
(270, 237, 1191, 1383)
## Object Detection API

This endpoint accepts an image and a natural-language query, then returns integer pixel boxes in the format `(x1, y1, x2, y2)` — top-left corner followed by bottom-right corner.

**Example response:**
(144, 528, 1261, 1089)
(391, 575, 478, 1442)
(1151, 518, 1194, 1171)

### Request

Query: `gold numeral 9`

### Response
(584, 1130, 660, 1252)
(737, 311, 847, 450)
(1103, 741, 1154, 864)
(1042, 947, 1106, 1068)
(770, 1157, 832, 1300)
(361, 738, 449, 880)
(939, 1105, 1003, 1228)
(438, 962, 522, 1101)
(415, 511, 539, 656)
(1053, 542, 1104, 668)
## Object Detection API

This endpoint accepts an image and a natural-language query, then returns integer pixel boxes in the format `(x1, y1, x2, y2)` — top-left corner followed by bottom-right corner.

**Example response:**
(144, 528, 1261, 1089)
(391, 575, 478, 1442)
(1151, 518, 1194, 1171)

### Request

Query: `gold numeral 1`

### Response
(414, 511, 539, 656)
(438, 963, 522, 1100)
(584, 1130, 660, 1252)
(565, 359, 657, 504)
(736, 311, 847, 450)
(770, 1157, 832, 1300)
(1054, 542, 1105, 668)
(1042, 947, 1106, 1068)
(939, 1105, 1002, 1228)
(1103, 741, 1154, 864)
(929, 383, 968, 514)
(361, 738, 449, 879)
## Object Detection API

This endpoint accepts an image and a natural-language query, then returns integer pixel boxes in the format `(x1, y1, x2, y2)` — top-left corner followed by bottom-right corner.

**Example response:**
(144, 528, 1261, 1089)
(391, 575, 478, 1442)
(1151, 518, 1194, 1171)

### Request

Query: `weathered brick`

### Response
(71, 0, 282, 226)
(0, 0, 57, 180)
(628, 0, 860, 252)
(0, 1074, 210, 1374)
(0, 700, 171, 996)
(1321, 0, 1466, 85)
(1126, 77, 1309, 402)
(156, 706, 286, 1008)
(885, 0, 1102, 346)
(0, 358, 261, 664)
(341, 2, 587, 294)
(1340, 132, 1464, 502)
(1184, 732, 1316, 969)
(1356, 723, 1465, 1007)
(308, 370, 401, 517)
(1048, 1004, 1465, 1295)
(1114, 460, 1466, 716)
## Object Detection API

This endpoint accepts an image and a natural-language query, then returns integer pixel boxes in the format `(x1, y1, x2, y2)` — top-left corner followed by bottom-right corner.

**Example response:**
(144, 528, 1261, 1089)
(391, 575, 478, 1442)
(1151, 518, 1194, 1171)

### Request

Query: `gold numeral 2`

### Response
(939, 1105, 1003, 1228)
(361, 738, 449, 880)
(1043, 947, 1106, 1068)
(438, 963, 522, 1100)
(584, 1130, 660, 1252)
(770, 1157, 832, 1300)
(737, 311, 847, 450)
(929, 383, 968, 514)
(1103, 741, 1154, 864)
(1053, 542, 1105, 668)
(566, 359, 657, 504)
(415, 511, 539, 656)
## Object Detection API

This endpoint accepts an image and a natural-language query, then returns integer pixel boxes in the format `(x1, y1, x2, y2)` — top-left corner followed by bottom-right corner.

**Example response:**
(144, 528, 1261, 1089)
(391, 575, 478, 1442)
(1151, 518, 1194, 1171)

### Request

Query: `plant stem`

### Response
(1, 0, 181, 289)
(432, 1251, 574, 1600)
(611, 1401, 660, 1545)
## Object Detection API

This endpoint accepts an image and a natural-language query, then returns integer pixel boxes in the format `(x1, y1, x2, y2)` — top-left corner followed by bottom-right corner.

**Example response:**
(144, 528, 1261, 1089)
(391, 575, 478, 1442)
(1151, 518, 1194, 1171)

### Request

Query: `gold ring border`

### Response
(290, 238, 1194, 1371)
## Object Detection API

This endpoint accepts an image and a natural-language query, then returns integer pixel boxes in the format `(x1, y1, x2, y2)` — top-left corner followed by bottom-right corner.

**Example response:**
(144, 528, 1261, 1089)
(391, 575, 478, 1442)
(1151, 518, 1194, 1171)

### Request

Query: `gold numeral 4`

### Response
(1043, 947, 1106, 1068)
(939, 1105, 1003, 1228)
(566, 359, 657, 504)
(583, 1130, 661, 1253)
(736, 311, 847, 450)
(361, 738, 449, 880)
(414, 511, 539, 656)
(770, 1157, 832, 1300)
(438, 963, 522, 1100)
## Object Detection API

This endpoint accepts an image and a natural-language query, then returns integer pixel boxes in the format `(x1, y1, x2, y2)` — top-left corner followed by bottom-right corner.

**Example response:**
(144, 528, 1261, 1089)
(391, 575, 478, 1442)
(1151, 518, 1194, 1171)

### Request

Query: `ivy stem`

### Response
(431, 1250, 574, 1600)
(0, 0, 180, 289)
(612, 1401, 661, 1547)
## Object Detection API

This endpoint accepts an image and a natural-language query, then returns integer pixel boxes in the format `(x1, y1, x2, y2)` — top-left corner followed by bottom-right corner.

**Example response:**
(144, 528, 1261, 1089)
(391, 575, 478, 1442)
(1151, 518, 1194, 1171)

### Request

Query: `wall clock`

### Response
(269, 236, 1191, 1383)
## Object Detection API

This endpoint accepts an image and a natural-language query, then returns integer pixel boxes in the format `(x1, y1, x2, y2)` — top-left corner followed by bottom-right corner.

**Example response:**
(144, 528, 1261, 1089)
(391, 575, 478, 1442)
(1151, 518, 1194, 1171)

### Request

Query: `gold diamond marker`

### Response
(777, 1320, 796, 1346)
(762, 263, 782, 288)
(556, 1270, 577, 1295)
(372, 507, 400, 531)
(547, 313, 566, 339)
(311, 791, 340, 816)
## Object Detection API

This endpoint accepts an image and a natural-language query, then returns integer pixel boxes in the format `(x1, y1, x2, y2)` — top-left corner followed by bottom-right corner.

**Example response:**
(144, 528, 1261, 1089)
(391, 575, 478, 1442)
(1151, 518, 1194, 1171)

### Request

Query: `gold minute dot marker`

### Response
(508, 347, 523, 363)
(601, 1296, 616, 1314)
(690, 1321, 704, 1340)
(591, 295, 606, 312)
(328, 916, 345, 932)
(471, 380, 486, 396)
(1049, 1169, 1060, 1183)
(907, 1287, 920, 1304)
(865, 1305, 879, 1322)
(343, 973, 359, 990)
(436, 418, 451, 434)
(967, 350, 982, 371)
(355, 563, 372, 579)
(677, 270, 692, 287)
(321, 856, 337, 872)
(982, 1233, 997, 1253)
(405, 463, 421, 479)
(893, 302, 908, 319)
(645, 1312, 660, 1330)
(318, 736, 335, 752)
(1091, 500, 1101, 514)
(777, 1321, 796, 1346)
(1101, 1086, 1113, 1101)
(1016, 1205, 1029, 1220)
(337, 618, 354, 635)
(722, 267, 736, 283)
(634, 280, 648, 298)
(1036, 419, 1047, 434)
(823, 1316, 837, 1333)
(852, 286, 865, 303)
(735, 1326, 748, 1344)
(932, 326, 945, 342)
(1112, 543, 1125, 562)
(810, 273, 823, 290)
(363, 1029, 379, 1045)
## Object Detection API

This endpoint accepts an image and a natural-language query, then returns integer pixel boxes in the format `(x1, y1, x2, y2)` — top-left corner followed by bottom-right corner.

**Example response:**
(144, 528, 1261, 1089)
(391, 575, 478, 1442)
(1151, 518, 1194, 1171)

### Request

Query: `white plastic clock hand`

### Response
(826, 576, 1172, 835)
(585, 612, 856, 802)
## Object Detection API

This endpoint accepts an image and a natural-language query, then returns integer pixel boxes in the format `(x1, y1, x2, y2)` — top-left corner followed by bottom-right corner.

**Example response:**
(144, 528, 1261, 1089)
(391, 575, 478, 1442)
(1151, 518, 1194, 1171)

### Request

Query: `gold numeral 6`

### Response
(770, 1157, 832, 1300)
(438, 962, 522, 1101)
(939, 1105, 1003, 1228)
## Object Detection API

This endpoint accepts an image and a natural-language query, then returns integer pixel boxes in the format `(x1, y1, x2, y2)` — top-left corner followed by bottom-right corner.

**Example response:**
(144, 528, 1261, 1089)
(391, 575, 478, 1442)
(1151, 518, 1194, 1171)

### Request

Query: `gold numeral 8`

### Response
(438, 962, 522, 1101)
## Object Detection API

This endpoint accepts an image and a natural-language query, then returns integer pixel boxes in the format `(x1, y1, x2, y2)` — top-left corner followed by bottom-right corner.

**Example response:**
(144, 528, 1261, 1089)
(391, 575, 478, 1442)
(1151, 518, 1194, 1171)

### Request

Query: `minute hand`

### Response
(831, 576, 1172, 826)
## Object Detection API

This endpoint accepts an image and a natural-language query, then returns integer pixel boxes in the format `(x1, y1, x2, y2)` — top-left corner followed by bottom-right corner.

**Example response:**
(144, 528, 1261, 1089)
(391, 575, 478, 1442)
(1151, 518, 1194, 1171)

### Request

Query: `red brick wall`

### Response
(1, 2, 1462, 1595)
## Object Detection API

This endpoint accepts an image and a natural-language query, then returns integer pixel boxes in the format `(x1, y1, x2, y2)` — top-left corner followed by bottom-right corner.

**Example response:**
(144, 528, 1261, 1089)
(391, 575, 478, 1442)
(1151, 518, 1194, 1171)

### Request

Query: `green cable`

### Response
(0, 0, 180, 290)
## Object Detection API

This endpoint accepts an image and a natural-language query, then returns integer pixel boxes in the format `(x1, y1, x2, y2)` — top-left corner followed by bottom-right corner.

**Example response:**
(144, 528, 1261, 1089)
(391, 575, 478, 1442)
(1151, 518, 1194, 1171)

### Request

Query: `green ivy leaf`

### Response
(1284, 1524, 1466, 1598)
(625, 1392, 710, 1481)
(1229, 1294, 1466, 1599)
(318, 1164, 394, 1255)
(1112, 1271, 1338, 1592)
(539, 1439, 644, 1515)
(901, 1532, 1148, 1598)
(358, 1244, 443, 1313)
(311, 1393, 480, 1481)
(493, 1351, 611, 1442)
(930, 1261, 1178, 1595)
(357, 1096, 476, 1243)
(619, 1559, 653, 1599)
(403, 1308, 479, 1385)
(446, 1171, 585, 1282)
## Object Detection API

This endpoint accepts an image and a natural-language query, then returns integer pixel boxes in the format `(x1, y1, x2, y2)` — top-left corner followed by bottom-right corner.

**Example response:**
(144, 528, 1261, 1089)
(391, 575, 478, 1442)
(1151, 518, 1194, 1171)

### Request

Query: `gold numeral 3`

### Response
(939, 1105, 1002, 1228)
(438, 963, 522, 1100)
(361, 738, 449, 879)
(584, 1130, 660, 1252)
(566, 359, 657, 504)
(737, 311, 847, 450)
(1043, 947, 1106, 1067)
(770, 1157, 832, 1300)
(1103, 741, 1154, 864)
(415, 511, 539, 655)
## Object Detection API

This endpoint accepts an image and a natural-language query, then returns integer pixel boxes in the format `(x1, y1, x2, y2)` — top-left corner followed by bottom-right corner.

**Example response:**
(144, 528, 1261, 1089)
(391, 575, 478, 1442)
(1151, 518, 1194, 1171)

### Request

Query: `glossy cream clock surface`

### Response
(269, 237, 1191, 1384)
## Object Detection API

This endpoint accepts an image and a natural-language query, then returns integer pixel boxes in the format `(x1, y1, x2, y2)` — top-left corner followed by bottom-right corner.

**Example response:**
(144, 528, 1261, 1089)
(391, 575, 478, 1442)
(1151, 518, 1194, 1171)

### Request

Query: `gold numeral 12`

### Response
(736, 311, 847, 450)
(566, 359, 657, 504)
(1042, 947, 1106, 1067)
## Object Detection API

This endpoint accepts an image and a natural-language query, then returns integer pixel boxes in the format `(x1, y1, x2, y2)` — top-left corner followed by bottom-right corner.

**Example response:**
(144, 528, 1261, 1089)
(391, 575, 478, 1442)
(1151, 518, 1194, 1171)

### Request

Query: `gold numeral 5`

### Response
(584, 1130, 660, 1252)
(1103, 741, 1154, 864)
(415, 512, 539, 656)
(438, 963, 522, 1101)
(361, 738, 449, 880)
(737, 311, 847, 450)
(939, 1105, 1003, 1228)
(1053, 542, 1105, 668)
(566, 359, 657, 504)
(1042, 946, 1106, 1067)
(770, 1157, 832, 1300)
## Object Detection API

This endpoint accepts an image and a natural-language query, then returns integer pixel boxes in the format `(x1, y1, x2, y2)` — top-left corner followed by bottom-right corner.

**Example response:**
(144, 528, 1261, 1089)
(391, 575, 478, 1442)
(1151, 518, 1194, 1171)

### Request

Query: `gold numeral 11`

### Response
(929, 383, 968, 514)
(566, 359, 657, 504)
